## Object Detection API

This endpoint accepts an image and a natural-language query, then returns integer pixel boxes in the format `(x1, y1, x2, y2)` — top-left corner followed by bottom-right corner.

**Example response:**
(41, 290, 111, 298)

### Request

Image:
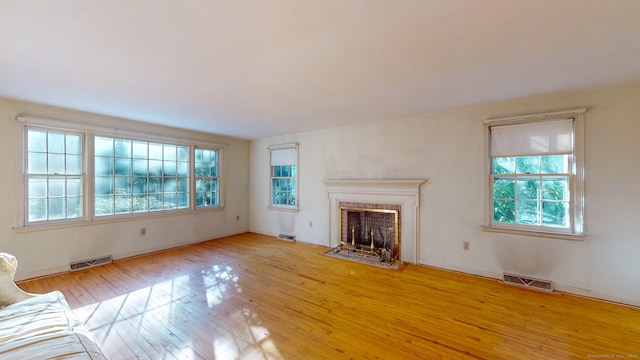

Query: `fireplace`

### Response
(324, 179, 426, 264)
(338, 203, 400, 264)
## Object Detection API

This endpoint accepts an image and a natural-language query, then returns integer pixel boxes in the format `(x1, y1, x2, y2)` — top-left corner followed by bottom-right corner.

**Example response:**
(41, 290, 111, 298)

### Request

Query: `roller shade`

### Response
(270, 147, 297, 166)
(490, 119, 573, 157)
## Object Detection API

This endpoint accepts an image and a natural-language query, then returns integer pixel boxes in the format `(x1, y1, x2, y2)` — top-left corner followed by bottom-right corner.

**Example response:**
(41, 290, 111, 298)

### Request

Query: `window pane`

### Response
(273, 166, 281, 177)
(115, 176, 131, 193)
(178, 161, 189, 176)
(149, 143, 163, 160)
(541, 155, 570, 174)
(66, 134, 81, 154)
(28, 153, 47, 174)
(114, 139, 131, 157)
(149, 160, 163, 176)
(29, 199, 47, 221)
(177, 193, 189, 208)
(163, 161, 177, 176)
(291, 165, 297, 177)
(66, 155, 81, 174)
(177, 177, 188, 192)
(164, 145, 176, 161)
(133, 159, 147, 175)
(493, 200, 515, 223)
(115, 158, 131, 175)
(492, 157, 515, 174)
(115, 195, 132, 214)
(95, 176, 113, 195)
(95, 137, 114, 156)
(67, 178, 82, 197)
(177, 147, 188, 162)
(542, 177, 568, 201)
(96, 196, 114, 216)
(516, 200, 539, 225)
(48, 154, 65, 174)
(28, 130, 46, 152)
(515, 156, 540, 174)
(542, 201, 568, 227)
(493, 178, 514, 199)
(48, 198, 65, 220)
(132, 141, 148, 158)
(133, 177, 147, 194)
(67, 197, 82, 218)
(281, 166, 289, 177)
(133, 196, 148, 212)
(49, 178, 65, 197)
(516, 178, 539, 200)
(47, 132, 65, 153)
(95, 156, 113, 176)
(29, 177, 47, 197)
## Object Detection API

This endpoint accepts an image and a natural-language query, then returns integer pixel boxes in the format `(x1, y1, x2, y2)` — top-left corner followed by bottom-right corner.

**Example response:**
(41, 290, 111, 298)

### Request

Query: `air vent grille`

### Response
(503, 273, 553, 292)
(70, 255, 113, 271)
(278, 233, 296, 242)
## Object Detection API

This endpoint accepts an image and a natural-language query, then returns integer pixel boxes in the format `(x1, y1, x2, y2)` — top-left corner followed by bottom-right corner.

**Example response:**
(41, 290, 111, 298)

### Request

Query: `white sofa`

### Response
(0, 253, 107, 360)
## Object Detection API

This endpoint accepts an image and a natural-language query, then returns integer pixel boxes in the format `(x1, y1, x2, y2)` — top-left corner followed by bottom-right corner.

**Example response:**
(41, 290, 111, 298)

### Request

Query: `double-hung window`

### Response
(194, 147, 220, 207)
(19, 115, 226, 228)
(269, 144, 298, 210)
(25, 126, 84, 224)
(484, 109, 585, 239)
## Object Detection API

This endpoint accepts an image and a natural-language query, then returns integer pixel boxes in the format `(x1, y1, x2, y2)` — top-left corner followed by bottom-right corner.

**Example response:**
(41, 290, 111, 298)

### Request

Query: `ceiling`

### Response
(1, 1, 639, 139)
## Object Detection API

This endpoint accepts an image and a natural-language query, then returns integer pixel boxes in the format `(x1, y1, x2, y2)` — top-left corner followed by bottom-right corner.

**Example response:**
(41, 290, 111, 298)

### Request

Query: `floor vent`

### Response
(278, 233, 296, 242)
(70, 255, 113, 271)
(503, 273, 553, 292)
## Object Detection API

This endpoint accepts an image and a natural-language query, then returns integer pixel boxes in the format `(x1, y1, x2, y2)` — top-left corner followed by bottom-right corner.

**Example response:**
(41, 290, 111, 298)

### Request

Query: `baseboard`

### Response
(15, 230, 247, 282)
(418, 259, 639, 308)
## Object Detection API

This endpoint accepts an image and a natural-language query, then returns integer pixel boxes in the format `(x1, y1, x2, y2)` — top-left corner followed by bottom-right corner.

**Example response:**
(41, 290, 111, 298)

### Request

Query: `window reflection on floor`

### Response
(71, 262, 282, 359)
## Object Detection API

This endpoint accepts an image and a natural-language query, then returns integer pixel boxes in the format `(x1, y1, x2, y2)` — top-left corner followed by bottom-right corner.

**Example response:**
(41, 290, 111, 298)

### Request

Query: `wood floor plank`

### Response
(18, 232, 640, 359)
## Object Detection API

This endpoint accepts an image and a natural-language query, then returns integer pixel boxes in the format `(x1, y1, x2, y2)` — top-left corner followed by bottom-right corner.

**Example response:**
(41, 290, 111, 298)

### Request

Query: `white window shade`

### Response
(490, 119, 574, 157)
(270, 148, 297, 166)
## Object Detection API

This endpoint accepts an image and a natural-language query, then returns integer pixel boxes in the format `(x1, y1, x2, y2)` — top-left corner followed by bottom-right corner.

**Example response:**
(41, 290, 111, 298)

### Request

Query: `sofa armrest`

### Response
(0, 253, 37, 307)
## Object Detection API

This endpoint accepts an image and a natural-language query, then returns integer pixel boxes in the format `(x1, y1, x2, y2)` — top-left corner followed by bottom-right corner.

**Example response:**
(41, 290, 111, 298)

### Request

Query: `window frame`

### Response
(194, 146, 223, 209)
(268, 143, 299, 212)
(15, 115, 226, 229)
(24, 125, 87, 226)
(482, 109, 586, 240)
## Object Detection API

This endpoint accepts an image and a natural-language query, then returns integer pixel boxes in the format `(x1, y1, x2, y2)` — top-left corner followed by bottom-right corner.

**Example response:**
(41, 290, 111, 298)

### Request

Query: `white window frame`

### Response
(482, 109, 586, 240)
(194, 146, 223, 209)
(15, 115, 226, 230)
(268, 143, 299, 212)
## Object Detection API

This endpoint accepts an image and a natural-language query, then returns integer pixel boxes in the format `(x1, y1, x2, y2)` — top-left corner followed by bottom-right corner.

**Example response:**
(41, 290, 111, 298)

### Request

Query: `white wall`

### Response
(249, 82, 640, 306)
(0, 98, 250, 281)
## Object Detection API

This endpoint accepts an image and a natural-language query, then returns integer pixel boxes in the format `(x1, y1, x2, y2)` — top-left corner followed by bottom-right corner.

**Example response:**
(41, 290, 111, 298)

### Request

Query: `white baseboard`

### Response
(418, 259, 639, 308)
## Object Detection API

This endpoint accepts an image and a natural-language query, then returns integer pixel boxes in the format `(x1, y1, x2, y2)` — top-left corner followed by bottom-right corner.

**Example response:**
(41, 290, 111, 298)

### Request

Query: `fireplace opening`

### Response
(334, 204, 400, 265)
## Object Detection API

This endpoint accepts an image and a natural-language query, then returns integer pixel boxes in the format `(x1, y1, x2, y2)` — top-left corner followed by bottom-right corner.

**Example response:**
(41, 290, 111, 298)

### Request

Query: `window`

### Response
(25, 127, 84, 224)
(19, 116, 225, 228)
(94, 136, 190, 216)
(195, 147, 220, 207)
(484, 110, 585, 238)
(269, 144, 298, 210)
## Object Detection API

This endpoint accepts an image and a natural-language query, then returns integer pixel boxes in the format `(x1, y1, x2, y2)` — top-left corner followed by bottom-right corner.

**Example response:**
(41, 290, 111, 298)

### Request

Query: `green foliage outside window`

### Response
(271, 165, 296, 206)
(492, 155, 570, 228)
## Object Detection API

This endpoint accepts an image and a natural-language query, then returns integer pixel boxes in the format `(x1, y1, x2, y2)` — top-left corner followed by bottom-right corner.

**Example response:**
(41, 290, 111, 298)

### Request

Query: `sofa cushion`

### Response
(0, 291, 106, 360)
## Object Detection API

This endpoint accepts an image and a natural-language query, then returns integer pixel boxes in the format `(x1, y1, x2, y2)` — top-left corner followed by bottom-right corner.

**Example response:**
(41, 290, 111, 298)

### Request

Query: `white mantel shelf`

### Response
(324, 179, 427, 264)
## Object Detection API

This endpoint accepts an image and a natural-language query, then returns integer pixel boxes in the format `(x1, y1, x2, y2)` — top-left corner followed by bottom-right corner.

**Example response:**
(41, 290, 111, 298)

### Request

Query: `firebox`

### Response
(337, 204, 400, 264)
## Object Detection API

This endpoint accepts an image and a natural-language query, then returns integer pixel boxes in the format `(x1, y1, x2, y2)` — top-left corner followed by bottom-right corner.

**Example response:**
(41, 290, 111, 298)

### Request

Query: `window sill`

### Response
(481, 225, 586, 241)
(268, 206, 299, 213)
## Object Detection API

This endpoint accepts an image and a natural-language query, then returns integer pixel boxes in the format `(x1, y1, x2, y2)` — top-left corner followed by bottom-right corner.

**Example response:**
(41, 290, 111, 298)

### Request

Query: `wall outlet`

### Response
(236, 216, 240, 221)
(140, 228, 146, 236)
(309, 221, 313, 227)
(463, 241, 470, 251)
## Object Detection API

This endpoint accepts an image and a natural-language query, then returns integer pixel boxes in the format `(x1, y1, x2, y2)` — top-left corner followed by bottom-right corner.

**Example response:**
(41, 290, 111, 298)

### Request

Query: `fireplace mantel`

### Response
(324, 179, 427, 264)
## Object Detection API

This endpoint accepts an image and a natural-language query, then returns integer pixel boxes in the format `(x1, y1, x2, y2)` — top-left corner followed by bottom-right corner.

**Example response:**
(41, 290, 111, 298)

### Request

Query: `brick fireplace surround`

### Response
(324, 179, 426, 264)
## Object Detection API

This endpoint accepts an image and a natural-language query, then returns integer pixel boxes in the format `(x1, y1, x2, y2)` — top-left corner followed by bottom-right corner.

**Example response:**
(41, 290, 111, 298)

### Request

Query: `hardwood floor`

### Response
(18, 233, 640, 359)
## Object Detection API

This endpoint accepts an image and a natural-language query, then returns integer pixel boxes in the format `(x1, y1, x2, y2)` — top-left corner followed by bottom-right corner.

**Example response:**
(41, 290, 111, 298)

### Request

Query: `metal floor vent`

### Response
(503, 273, 553, 292)
(70, 255, 113, 271)
(278, 233, 296, 242)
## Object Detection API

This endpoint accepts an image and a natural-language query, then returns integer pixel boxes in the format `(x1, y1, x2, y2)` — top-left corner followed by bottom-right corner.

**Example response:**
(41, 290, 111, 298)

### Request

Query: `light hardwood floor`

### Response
(18, 233, 640, 359)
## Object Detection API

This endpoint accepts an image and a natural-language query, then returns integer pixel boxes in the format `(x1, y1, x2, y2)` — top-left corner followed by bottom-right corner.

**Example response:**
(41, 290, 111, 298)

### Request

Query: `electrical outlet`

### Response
(309, 221, 313, 227)
(140, 228, 146, 236)
(463, 241, 470, 251)
(236, 216, 240, 221)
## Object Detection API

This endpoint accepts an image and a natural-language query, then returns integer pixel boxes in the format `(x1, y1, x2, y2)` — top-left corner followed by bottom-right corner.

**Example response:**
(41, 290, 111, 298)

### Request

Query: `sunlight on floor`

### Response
(71, 262, 282, 359)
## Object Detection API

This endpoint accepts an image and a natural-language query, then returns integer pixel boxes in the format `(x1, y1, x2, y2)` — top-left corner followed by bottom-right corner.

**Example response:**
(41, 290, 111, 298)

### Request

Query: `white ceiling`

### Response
(1, 1, 639, 139)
